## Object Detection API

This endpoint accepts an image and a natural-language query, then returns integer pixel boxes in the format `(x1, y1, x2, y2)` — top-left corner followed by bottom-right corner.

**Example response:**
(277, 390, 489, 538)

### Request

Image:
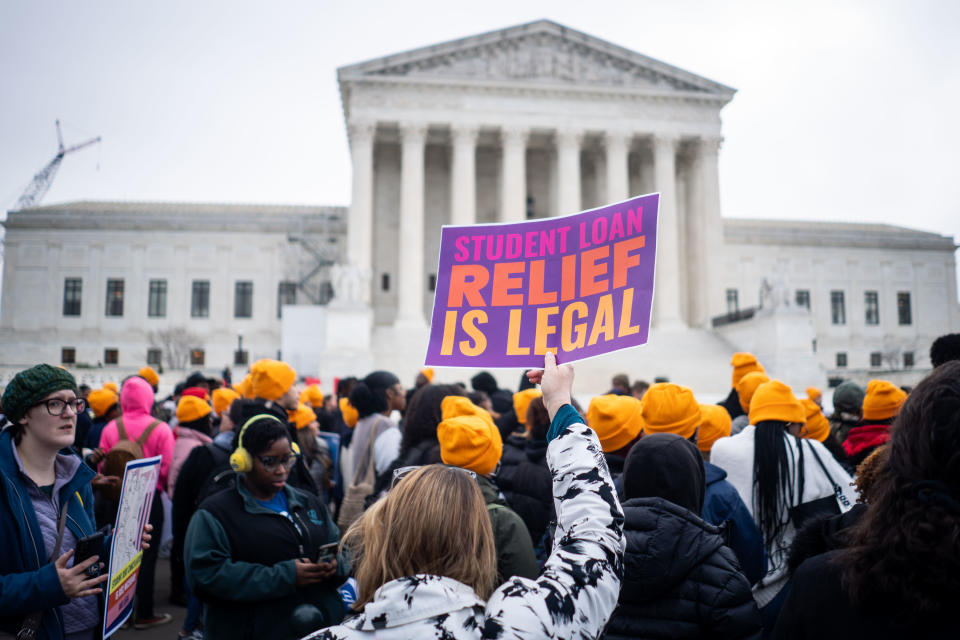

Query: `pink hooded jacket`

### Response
(99, 376, 175, 491)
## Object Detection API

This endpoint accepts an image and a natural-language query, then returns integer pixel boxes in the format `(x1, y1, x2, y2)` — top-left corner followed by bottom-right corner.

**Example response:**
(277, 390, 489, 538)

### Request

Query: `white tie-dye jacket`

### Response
(303, 420, 626, 639)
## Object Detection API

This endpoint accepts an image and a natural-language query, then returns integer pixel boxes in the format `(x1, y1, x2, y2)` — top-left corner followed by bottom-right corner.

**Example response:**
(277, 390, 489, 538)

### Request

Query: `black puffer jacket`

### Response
(606, 497, 762, 640)
(496, 437, 553, 546)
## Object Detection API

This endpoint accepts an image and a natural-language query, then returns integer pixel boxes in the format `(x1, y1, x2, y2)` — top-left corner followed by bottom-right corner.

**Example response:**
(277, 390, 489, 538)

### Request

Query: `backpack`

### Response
(101, 416, 161, 501)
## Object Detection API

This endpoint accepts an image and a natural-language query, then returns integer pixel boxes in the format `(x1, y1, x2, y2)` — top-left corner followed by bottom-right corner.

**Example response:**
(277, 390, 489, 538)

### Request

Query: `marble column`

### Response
(698, 136, 724, 325)
(450, 125, 478, 226)
(397, 123, 427, 326)
(346, 121, 376, 303)
(500, 126, 528, 222)
(605, 131, 630, 203)
(556, 129, 583, 215)
(653, 134, 684, 328)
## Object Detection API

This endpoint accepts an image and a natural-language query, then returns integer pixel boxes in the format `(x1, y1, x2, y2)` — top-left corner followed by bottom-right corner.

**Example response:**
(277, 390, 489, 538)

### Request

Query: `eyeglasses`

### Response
(37, 398, 87, 417)
(255, 453, 300, 472)
(391, 464, 477, 488)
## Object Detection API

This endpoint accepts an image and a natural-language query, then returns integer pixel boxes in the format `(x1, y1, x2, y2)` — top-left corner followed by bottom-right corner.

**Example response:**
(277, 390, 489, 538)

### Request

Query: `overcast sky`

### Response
(1, 0, 958, 250)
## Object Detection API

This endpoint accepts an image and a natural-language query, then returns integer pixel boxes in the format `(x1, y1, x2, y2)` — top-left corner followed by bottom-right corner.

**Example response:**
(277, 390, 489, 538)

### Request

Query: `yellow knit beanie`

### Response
(862, 380, 907, 421)
(640, 383, 701, 440)
(251, 359, 296, 401)
(698, 404, 732, 453)
(513, 389, 542, 428)
(586, 394, 645, 452)
(438, 396, 502, 476)
(731, 353, 764, 387)
(737, 371, 771, 412)
(748, 379, 805, 425)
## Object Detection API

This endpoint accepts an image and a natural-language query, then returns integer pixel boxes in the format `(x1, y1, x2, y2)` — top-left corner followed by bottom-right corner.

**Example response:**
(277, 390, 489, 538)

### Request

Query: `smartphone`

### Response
(314, 542, 338, 564)
(75, 525, 110, 578)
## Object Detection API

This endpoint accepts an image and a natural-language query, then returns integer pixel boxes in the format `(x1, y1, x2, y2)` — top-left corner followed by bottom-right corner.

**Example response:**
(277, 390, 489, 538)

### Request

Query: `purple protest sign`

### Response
(426, 193, 659, 368)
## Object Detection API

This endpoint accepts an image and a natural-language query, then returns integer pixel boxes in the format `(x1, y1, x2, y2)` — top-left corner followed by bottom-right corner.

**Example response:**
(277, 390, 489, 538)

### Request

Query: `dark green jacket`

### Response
(184, 479, 346, 640)
(478, 475, 539, 583)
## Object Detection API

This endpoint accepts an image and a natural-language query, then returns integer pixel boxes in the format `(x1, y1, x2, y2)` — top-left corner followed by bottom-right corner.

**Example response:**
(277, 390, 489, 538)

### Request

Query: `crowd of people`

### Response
(1, 331, 959, 640)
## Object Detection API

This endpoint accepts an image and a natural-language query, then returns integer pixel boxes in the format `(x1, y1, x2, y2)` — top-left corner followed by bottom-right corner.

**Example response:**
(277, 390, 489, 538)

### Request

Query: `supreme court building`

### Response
(1, 20, 956, 393)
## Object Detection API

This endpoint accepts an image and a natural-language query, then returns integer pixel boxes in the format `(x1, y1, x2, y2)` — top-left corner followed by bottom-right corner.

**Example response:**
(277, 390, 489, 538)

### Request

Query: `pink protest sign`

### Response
(426, 193, 659, 367)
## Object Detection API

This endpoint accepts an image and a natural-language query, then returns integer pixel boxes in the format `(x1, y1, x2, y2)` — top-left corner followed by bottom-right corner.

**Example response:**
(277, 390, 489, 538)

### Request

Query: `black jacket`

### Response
(776, 550, 958, 639)
(496, 437, 553, 546)
(606, 497, 762, 640)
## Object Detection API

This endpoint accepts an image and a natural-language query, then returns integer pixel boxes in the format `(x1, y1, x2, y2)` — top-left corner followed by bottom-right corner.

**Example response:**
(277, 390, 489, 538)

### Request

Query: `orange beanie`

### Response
(640, 383, 701, 440)
(438, 396, 502, 476)
(177, 395, 211, 424)
(587, 394, 645, 452)
(87, 388, 119, 418)
(862, 380, 907, 421)
(801, 398, 830, 442)
(212, 387, 240, 415)
(104, 381, 119, 393)
(299, 385, 324, 409)
(513, 389, 542, 428)
(138, 366, 159, 387)
(737, 371, 771, 412)
(748, 379, 805, 425)
(251, 359, 296, 401)
(420, 368, 435, 383)
(731, 353, 764, 387)
(698, 404, 732, 453)
(289, 403, 318, 430)
(806, 386, 822, 403)
(234, 374, 254, 399)
(339, 397, 359, 428)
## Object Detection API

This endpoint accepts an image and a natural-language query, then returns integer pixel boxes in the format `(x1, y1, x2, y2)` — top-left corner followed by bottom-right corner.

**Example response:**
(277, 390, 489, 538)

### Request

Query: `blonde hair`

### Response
(341, 464, 497, 610)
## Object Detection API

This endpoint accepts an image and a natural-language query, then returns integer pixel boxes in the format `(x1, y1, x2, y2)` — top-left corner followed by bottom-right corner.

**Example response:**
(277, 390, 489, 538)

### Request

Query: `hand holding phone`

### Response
(75, 525, 110, 578)
(314, 542, 338, 564)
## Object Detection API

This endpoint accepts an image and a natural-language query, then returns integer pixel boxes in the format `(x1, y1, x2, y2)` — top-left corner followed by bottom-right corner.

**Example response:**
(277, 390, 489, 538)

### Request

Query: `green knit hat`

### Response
(2, 364, 78, 425)
(833, 380, 865, 415)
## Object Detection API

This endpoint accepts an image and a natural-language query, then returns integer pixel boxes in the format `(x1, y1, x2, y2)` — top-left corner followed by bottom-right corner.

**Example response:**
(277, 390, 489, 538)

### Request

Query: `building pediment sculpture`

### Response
(339, 19, 735, 98)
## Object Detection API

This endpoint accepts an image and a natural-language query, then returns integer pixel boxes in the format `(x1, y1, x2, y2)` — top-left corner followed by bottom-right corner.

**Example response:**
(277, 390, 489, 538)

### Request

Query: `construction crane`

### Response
(14, 120, 101, 210)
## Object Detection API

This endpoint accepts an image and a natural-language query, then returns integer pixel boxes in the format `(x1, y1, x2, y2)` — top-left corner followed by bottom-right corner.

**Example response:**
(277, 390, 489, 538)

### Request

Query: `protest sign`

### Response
(102, 455, 161, 638)
(426, 193, 659, 368)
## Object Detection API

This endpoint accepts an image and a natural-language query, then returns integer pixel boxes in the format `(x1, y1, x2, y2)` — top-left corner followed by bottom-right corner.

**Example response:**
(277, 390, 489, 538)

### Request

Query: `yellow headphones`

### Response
(229, 413, 302, 473)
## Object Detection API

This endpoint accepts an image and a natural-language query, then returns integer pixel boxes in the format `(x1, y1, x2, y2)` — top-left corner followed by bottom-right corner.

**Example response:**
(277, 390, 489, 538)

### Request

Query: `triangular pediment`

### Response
(338, 20, 735, 97)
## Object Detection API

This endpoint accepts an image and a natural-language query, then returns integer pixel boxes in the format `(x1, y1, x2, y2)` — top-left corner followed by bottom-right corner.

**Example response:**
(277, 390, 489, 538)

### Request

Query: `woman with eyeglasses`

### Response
(304, 352, 625, 640)
(0, 365, 122, 639)
(184, 412, 346, 640)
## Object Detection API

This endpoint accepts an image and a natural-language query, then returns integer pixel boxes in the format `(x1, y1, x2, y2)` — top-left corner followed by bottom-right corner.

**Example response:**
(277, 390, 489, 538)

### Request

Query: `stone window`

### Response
(830, 290, 845, 325)
(105, 279, 124, 317)
(61, 347, 76, 365)
(903, 351, 915, 368)
(428, 274, 437, 292)
(725, 288, 739, 314)
(63, 278, 82, 316)
(104, 348, 119, 365)
(190, 348, 205, 366)
(381, 273, 390, 292)
(148, 280, 167, 318)
(795, 289, 810, 310)
(234, 281, 253, 318)
(864, 291, 879, 325)
(147, 348, 162, 367)
(870, 352, 882, 368)
(835, 352, 847, 368)
(277, 281, 297, 319)
(191, 280, 210, 318)
(897, 292, 912, 325)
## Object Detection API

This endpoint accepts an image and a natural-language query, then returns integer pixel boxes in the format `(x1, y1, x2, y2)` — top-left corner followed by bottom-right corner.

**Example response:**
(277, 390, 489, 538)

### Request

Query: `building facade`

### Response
(0, 202, 346, 371)
(0, 20, 956, 393)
